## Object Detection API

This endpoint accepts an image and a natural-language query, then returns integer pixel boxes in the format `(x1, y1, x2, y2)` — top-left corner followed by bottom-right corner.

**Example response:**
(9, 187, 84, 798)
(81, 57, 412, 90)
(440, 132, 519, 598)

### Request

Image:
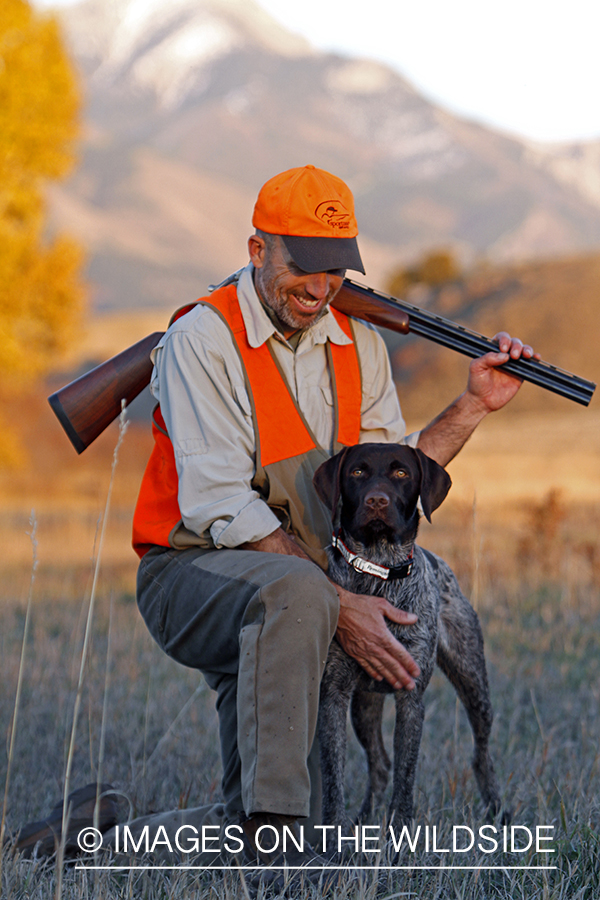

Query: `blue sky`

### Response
(34, 0, 600, 144)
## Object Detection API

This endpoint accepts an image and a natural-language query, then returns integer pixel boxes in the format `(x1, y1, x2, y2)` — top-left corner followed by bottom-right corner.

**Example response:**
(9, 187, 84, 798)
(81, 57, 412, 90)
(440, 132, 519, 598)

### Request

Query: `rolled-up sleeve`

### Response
(153, 308, 281, 548)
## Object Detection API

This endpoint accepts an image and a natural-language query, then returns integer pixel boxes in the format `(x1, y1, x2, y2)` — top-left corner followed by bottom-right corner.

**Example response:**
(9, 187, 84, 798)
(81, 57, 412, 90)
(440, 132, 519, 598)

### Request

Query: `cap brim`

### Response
(281, 235, 365, 275)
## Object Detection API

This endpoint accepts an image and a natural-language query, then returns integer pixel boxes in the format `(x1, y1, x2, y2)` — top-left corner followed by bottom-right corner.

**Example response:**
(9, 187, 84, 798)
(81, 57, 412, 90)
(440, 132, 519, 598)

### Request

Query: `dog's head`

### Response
(313, 444, 451, 546)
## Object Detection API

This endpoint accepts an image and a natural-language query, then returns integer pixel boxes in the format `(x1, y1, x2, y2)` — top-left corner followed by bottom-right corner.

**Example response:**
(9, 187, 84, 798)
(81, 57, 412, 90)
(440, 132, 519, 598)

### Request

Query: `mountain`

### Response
(524, 139, 600, 211)
(49, 0, 600, 311)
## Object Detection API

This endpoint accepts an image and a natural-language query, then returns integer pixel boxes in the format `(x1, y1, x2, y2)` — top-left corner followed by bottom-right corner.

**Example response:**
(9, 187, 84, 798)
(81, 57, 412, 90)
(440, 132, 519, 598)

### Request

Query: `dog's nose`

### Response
(364, 491, 390, 510)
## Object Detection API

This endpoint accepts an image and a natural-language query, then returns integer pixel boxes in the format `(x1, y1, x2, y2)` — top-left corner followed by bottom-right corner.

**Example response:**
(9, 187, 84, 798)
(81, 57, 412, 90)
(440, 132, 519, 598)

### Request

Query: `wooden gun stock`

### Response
(48, 332, 163, 454)
(48, 279, 596, 453)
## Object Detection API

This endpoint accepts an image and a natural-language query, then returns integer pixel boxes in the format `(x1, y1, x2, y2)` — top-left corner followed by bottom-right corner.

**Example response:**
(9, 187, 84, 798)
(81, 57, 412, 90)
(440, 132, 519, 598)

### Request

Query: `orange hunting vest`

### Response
(132, 283, 362, 568)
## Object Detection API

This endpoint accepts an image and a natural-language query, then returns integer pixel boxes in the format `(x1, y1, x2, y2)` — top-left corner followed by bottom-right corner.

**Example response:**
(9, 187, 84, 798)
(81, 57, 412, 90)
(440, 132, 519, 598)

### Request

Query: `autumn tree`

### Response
(387, 249, 462, 297)
(0, 0, 84, 465)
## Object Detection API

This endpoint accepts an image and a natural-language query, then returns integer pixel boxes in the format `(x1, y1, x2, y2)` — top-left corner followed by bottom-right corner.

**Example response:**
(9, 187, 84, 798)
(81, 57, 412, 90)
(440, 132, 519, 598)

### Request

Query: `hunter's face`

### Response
(250, 235, 345, 333)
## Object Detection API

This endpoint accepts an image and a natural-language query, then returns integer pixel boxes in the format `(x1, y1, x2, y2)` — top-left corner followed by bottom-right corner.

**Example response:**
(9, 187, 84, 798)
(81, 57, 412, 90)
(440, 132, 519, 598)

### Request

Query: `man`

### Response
(131, 165, 535, 875)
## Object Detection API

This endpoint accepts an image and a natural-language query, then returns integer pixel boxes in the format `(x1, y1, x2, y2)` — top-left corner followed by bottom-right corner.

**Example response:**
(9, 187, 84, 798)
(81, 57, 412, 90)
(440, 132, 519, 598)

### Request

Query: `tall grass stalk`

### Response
(0, 512, 38, 885)
(93, 590, 114, 841)
(142, 669, 152, 783)
(55, 406, 128, 900)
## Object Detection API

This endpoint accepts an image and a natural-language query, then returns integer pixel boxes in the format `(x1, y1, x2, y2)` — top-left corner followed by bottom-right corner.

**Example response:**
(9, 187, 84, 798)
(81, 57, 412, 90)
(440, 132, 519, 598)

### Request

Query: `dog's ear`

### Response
(313, 447, 351, 514)
(415, 449, 452, 522)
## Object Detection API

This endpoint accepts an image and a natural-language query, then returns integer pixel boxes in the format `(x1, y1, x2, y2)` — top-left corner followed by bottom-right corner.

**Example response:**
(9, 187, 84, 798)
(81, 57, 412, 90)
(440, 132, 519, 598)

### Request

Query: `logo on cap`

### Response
(315, 200, 351, 231)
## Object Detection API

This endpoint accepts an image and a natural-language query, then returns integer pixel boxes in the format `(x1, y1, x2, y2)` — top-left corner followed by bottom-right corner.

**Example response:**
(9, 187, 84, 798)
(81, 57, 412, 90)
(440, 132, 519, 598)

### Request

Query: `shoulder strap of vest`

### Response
(169, 283, 245, 331)
(328, 309, 362, 447)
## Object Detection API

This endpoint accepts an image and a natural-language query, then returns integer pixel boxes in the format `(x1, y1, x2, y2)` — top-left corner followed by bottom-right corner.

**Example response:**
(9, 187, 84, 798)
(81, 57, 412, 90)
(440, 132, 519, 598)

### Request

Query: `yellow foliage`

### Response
(0, 414, 22, 468)
(0, 0, 84, 464)
(418, 250, 461, 286)
(387, 248, 462, 296)
(387, 267, 412, 299)
(0, 0, 78, 184)
(0, 233, 84, 386)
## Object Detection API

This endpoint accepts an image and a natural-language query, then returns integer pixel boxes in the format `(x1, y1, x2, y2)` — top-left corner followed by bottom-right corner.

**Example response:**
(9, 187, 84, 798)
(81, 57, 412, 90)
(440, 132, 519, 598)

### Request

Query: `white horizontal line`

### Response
(75, 865, 558, 871)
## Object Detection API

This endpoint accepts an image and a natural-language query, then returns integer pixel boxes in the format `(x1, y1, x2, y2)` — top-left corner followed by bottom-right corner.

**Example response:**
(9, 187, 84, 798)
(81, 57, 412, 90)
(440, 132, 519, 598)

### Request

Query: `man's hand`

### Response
(465, 332, 540, 414)
(239, 528, 306, 557)
(334, 584, 420, 691)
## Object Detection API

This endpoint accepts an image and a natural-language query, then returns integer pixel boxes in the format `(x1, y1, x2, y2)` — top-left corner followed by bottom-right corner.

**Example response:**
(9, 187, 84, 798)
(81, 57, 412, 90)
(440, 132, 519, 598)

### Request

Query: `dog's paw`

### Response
(499, 807, 513, 826)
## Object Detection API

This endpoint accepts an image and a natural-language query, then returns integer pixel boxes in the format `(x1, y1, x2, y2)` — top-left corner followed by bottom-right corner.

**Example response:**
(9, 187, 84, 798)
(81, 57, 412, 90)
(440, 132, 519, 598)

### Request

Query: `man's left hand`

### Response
(465, 332, 540, 413)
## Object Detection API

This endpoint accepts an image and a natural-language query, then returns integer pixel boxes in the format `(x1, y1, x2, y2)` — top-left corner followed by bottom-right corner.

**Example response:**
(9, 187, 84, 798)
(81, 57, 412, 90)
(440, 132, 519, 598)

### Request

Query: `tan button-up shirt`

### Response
(150, 264, 417, 549)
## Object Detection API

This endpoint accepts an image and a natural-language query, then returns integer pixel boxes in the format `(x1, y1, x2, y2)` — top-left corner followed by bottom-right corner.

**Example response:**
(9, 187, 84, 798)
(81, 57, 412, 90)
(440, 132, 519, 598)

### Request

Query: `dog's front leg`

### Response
(350, 691, 391, 821)
(388, 691, 426, 824)
(318, 654, 357, 835)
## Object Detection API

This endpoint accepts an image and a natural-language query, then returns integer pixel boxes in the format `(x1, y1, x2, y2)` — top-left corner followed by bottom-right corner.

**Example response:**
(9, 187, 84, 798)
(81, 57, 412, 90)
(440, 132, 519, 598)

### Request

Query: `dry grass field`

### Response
(1, 288, 599, 897)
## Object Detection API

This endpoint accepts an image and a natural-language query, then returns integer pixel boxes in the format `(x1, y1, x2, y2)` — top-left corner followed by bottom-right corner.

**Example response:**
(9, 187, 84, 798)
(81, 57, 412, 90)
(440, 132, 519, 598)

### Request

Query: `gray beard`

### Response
(254, 267, 330, 332)
(264, 293, 330, 333)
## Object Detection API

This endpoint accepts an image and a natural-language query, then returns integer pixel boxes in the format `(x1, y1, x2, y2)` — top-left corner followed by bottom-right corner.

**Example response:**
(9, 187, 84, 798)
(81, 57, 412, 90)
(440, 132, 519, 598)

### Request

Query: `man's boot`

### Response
(241, 812, 335, 893)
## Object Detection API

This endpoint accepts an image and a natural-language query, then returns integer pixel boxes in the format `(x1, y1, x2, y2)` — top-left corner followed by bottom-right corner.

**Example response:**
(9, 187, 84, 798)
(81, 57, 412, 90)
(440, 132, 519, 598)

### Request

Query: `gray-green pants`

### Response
(137, 546, 339, 825)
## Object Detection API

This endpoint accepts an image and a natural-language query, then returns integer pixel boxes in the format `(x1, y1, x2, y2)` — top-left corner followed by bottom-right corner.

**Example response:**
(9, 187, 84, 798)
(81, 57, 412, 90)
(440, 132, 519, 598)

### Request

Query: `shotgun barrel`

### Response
(48, 278, 596, 454)
(333, 280, 596, 407)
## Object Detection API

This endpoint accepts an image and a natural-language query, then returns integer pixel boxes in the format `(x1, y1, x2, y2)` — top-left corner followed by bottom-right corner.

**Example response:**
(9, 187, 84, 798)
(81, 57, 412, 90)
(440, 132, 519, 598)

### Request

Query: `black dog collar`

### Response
(331, 532, 414, 581)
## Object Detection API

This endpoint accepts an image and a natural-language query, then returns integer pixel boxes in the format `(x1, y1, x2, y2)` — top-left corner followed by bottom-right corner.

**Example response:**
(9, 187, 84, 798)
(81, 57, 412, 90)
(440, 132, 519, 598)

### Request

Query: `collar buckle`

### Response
(332, 532, 413, 582)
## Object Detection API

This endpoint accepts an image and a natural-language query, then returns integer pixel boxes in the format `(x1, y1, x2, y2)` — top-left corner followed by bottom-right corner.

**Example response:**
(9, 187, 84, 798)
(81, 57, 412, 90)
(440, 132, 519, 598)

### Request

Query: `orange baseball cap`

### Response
(252, 165, 365, 274)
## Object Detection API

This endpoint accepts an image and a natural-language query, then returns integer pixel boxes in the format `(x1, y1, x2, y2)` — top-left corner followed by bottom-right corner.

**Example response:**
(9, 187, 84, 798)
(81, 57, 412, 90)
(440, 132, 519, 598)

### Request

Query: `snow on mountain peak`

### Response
(326, 59, 394, 96)
(129, 15, 239, 107)
(61, 0, 312, 106)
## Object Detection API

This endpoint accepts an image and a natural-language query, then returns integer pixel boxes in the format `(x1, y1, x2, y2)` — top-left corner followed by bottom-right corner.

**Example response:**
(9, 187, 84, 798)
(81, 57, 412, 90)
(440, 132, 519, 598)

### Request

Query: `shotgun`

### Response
(48, 278, 596, 454)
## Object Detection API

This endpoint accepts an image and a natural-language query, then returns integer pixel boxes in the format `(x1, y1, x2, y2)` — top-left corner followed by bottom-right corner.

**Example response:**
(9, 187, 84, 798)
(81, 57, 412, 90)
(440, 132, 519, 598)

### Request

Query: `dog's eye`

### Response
(392, 469, 408, 478)
(351, 468, 364, 477)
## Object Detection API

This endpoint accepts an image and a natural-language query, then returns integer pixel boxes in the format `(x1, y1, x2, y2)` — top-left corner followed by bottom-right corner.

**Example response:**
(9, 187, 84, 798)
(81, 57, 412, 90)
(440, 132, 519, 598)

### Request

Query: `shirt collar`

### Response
(235, 263, 353, 350)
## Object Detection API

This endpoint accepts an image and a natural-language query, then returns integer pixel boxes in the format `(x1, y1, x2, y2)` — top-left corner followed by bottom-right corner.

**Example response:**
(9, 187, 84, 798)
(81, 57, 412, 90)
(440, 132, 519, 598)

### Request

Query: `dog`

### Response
(313, 443, 502, 830)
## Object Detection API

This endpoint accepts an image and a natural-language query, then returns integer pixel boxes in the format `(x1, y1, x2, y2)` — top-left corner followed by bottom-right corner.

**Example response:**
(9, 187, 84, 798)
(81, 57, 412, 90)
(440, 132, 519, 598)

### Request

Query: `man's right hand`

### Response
(333, 584, 420, 691)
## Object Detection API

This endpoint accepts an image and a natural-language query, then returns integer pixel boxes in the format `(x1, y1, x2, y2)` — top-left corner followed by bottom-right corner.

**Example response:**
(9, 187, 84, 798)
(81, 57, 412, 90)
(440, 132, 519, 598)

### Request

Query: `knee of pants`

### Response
(265, 558, 339, 634)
